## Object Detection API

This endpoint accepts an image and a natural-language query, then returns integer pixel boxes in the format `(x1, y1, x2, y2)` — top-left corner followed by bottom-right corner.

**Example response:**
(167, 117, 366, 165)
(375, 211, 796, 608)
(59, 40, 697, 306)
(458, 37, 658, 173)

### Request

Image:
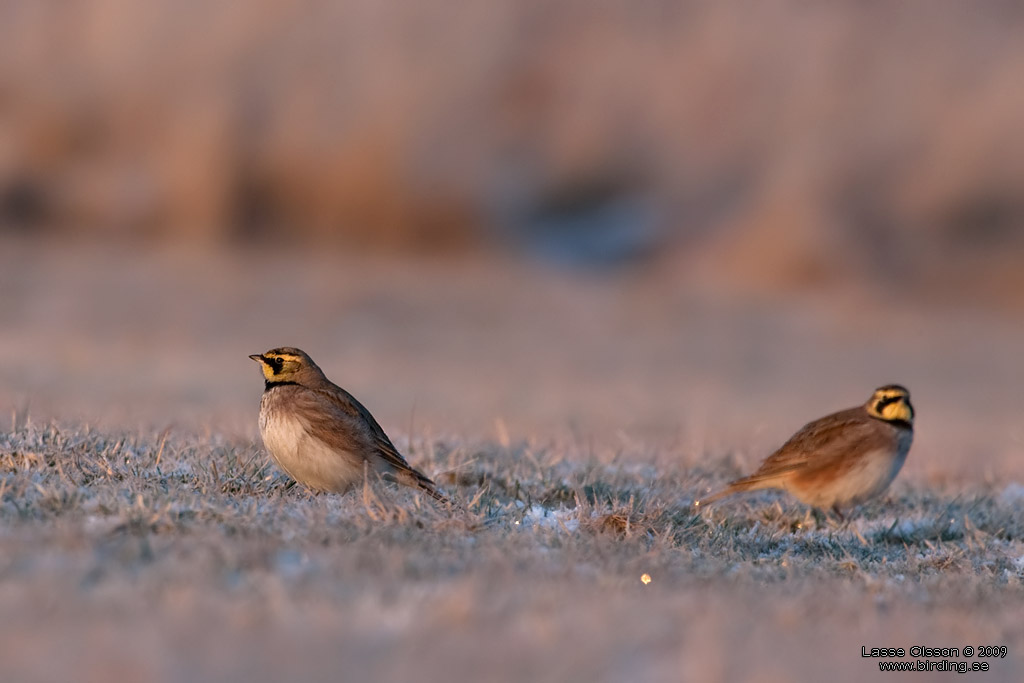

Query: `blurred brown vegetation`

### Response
(1, 1, 1023, 289)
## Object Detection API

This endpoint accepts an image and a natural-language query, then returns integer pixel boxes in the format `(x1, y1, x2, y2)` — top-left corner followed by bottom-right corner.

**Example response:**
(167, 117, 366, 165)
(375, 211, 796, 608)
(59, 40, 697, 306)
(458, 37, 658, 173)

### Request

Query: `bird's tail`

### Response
(696, 477, 765, 508)
(396, 468, 455, 507)
(418, 477, 453, 506)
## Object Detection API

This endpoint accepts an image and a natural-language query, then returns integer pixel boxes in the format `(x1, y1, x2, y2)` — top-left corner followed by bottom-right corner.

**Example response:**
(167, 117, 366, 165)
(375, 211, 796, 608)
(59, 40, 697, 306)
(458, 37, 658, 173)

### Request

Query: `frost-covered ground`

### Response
(1, 423, 1023, 682)
(1, 244, 1023, 681)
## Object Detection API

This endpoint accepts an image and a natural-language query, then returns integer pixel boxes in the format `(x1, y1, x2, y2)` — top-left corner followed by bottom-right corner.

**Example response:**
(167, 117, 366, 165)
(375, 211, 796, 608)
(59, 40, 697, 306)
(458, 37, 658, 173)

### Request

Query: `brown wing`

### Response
(302, 383, 447, 502)
(740, 407, 872, 485)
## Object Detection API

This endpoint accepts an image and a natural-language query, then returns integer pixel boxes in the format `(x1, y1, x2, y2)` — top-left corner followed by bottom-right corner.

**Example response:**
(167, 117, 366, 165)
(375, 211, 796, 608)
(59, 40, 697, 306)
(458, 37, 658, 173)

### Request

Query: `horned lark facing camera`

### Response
(699, 385, 914, 519)
(249, 347, 448, 503)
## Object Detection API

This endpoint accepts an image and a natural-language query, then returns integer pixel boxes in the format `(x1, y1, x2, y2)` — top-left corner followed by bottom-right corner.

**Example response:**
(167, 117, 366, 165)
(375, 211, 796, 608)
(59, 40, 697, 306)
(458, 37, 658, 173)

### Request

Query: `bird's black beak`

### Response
(249, 354, 264, 362)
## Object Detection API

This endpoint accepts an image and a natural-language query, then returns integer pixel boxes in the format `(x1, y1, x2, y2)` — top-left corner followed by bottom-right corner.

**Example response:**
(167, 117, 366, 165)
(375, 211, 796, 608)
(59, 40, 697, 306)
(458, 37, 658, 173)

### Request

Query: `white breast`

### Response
(815, 446, 909, 509)
(259, 410, 307, 469)
(258, 403, 365, 492)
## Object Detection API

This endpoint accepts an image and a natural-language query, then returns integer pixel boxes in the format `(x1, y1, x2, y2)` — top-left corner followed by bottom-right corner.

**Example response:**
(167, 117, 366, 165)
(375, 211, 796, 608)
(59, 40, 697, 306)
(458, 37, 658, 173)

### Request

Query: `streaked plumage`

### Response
(699, 385, 914, 517)
(250, 347, 447, 503)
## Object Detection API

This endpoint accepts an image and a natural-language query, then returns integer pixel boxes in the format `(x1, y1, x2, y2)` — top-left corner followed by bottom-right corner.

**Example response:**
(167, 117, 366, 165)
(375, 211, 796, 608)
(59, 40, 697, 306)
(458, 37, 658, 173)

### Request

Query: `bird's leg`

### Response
(831, 505, 846, 523)
(800, 508, 814, 530)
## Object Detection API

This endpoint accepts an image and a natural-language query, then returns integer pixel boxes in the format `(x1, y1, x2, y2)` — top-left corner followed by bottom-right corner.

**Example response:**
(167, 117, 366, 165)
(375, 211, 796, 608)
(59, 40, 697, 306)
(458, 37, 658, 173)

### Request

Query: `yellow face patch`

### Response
(256, 358, 277, 381)
(879, 398, 913, 423)
(867, 387, 914, 424)
(250, 353, 304, 381)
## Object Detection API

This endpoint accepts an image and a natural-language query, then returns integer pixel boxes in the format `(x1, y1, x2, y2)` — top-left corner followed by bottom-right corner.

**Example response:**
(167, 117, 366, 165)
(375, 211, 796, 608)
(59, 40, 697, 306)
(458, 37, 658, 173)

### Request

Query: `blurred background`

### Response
(1, 0, 1023, 473)
(2, 6, 1024, 682)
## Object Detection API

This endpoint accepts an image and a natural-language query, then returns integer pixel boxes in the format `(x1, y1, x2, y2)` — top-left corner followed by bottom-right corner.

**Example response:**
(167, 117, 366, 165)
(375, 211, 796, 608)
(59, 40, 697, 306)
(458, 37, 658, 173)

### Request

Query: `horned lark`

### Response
(699, 385, 914, 518)
(249, 347, 448, 503)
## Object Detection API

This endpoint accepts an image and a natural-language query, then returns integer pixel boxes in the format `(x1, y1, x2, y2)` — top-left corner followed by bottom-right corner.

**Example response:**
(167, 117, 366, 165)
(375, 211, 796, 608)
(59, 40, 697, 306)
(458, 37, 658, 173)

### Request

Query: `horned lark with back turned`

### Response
(699, 385, 914, 518)
(250, 347, 448, 503)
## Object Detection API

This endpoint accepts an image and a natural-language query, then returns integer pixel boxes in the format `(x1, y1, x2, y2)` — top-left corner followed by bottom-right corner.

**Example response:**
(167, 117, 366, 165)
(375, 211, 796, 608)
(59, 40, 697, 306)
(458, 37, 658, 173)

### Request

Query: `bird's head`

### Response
(249, 347, 323, 385)
(865, 384, 914, 427)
